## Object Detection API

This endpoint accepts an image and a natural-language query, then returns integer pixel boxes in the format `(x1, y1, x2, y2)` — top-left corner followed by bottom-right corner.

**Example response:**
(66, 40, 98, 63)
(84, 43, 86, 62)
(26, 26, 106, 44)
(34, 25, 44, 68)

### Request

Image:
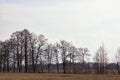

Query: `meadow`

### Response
(0, 73, 120, 80)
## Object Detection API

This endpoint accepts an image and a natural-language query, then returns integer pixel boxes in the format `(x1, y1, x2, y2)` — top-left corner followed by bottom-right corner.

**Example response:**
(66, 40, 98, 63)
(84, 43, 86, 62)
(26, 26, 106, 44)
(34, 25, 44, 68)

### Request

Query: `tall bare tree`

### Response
(44, 44, 55, 72)
(34, 34, 47, 73)
(59, 40, 70, 74)
(67, 45, 77, 73)
(0, 41, 3, 71)
(54, 43, 60, 73)
(94, 44, 108, 74)
(29, 33, 37, 72)
(116, 48, 120, 74)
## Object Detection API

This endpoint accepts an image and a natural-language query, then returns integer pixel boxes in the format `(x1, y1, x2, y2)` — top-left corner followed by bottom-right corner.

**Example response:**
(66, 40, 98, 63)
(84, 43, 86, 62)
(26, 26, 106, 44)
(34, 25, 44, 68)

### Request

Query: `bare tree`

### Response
(11, 31, 22, 72)
(76, 48, 89, 73)
(81, 48, 89, 73)
(29, 33, 37, 72)
(0, 29, 115, 74)
(67, 45, 77, 73)
(116, 48, 120, 74)
(44, 44, 55, 72)
(59, 40, 70, 74)
(94, 44, 108, 74)
(0, 41, 3, 71)
(23, 29, 30, 72)
(34, 35, 47, 73)
(54, 43, 60, 73)
(1, 40, 13, 72)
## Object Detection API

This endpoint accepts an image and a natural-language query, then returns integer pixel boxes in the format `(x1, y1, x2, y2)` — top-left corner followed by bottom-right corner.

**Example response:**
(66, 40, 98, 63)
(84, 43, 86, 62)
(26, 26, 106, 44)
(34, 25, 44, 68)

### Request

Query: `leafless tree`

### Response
(44, 44, 55, 72)
(76, 48, 90, 73)
(0, 29, 115, 74)
(53, 43, 60, 73)
(34, 34, 47, 73)
(94, 44, 108, 74)
(29, 33, 38, 72)
(11, 31, 22, 72)
(116, 48, 120, 74)
(0, 41, 3, 71)
(59, 40, 70, 73)
(67, 45, 77, 73)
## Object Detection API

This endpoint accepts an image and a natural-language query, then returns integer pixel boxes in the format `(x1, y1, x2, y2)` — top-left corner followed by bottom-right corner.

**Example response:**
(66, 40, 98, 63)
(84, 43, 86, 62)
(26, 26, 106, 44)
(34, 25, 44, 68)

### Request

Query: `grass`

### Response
(0, 73, 120, 80)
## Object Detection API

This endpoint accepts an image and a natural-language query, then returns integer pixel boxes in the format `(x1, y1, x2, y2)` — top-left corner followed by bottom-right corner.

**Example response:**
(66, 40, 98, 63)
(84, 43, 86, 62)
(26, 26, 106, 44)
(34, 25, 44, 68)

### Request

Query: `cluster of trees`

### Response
(0, 29, 120, 74)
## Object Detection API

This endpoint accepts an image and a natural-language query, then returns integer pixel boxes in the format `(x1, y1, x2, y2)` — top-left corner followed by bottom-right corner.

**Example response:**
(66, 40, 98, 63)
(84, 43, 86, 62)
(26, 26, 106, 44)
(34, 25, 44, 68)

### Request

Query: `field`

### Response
(0, 73, 120, 80)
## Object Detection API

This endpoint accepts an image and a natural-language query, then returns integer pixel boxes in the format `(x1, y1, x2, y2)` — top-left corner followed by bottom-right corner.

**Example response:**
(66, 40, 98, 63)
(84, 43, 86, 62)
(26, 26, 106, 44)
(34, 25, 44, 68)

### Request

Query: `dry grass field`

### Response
(0, 73, 120, 80)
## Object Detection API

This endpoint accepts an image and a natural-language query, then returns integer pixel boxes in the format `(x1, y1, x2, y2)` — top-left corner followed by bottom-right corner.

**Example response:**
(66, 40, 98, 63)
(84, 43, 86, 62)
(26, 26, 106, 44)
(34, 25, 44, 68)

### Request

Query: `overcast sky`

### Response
(0, 0, 120, 62)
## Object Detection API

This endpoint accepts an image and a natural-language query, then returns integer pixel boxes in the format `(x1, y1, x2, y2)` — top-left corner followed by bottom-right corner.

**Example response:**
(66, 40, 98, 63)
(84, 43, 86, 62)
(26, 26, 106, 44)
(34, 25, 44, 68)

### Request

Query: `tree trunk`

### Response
(24, 35, 28, 72)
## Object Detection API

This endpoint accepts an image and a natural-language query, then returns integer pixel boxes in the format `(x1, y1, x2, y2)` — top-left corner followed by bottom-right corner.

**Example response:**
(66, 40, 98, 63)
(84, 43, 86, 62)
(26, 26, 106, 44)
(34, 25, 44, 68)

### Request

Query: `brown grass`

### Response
(0, 73, 120, 80)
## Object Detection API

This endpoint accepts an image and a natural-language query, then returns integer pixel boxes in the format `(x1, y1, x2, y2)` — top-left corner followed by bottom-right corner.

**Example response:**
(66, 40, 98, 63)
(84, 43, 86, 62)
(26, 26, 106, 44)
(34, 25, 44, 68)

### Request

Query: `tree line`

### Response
(0, 29, 120, 74)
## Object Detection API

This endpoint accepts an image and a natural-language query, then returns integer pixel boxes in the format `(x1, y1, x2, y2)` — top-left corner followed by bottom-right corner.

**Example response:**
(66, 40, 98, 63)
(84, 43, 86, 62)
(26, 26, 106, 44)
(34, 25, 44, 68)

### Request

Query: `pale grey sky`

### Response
(0, 0, 120, 62)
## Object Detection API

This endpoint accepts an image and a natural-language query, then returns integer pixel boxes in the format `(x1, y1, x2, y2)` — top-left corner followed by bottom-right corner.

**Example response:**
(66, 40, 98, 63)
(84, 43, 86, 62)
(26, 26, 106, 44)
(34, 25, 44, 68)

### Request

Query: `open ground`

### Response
(0, 73, 120, 80)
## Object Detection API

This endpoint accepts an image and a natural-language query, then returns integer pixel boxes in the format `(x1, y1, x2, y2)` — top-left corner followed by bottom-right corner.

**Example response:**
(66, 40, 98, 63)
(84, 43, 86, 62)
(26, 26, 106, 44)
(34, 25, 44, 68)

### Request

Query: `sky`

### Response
(0, 0, 120, 62)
